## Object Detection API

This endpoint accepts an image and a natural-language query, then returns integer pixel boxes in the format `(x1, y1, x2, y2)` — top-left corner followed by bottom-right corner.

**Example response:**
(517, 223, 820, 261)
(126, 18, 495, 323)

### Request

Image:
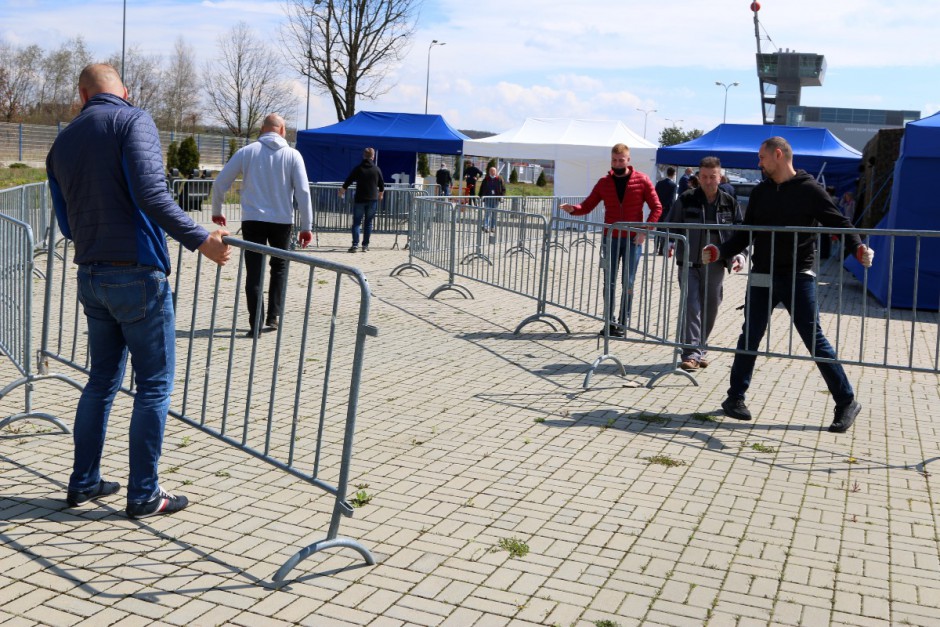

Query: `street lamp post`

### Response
(715, 81, 740, 124)
(664, 118, 683, 128)
(121, 0, 126, 82)
(636, 107, 657, 139)
(304, 0, 323, 130)
(425, 40, 445, 114)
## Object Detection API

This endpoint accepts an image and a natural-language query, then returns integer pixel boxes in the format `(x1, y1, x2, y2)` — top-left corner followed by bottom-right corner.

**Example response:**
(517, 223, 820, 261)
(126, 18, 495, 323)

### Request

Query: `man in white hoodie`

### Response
(212, 113, 313, 336)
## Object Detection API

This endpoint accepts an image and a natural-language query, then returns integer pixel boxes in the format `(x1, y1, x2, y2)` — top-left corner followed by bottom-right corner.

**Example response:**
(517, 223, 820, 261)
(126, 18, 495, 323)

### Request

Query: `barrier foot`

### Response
(0, 412, 70, 434)
(271, 537, 376, 587)
(429, 283, 473, 300)
(514, 313, 570, 335)
(583, 354, 626, 389)
(460, 252, 492, 266)
(390, 262, 429, 277)
(571, 237, 596, 249)
(547, 241, 568, 253)
(646, 368, 699, 389)
(505, 245, 535, 259)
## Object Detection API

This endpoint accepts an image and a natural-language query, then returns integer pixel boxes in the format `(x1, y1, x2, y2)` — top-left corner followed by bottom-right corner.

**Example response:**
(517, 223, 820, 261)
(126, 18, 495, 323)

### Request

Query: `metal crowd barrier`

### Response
(307, 183, 426, 249)
(2, 206, 377, 584)
(396, 196, 940, 387)
(393, 198, 692, 387)
(170, 178, 244, 225)
(0, 182, 54, 256)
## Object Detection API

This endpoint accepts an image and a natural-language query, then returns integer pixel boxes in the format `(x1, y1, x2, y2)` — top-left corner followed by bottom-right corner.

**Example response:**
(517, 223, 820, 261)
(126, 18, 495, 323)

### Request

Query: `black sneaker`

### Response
(721, 397, 752, 421)
(265, 319, 278, 331)
(126, 488, 189, 519)
(348, 246, 358, 253)
(829, 400, 861, 433)
(67, 479, 121, 507)
(361, 246, 369, 252)
(597, 324, 625, 338)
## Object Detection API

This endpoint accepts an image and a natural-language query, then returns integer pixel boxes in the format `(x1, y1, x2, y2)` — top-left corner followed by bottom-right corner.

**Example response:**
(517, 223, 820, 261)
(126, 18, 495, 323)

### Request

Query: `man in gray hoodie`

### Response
(212, 113, 313, 336)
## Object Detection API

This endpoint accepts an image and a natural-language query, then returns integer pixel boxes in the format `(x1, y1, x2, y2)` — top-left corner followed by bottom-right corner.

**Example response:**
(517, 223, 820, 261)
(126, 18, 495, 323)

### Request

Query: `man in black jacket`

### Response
(340, 147, 385, 252)
(702, 137, 874, 433)
(665, 157, 745, 372)
(435, 163, 453, 196)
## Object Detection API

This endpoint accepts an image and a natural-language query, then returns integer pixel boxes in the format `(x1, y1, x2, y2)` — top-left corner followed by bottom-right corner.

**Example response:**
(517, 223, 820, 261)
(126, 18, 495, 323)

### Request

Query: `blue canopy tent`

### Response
(656, 123, 862, 191)
(296, 111, 468, 183)
(846, 112, 940, 310)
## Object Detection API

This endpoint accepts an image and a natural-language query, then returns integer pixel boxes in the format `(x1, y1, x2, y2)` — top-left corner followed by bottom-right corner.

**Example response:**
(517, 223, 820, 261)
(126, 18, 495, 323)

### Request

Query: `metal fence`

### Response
(0, 190, 378, 584)
(396, 196, 940, 387)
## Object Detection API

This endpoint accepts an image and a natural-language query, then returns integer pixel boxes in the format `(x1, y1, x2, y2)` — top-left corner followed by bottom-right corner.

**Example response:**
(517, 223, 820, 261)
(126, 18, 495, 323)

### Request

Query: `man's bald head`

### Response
(261, 113, 286, 136)
(78, 63, 127, 103)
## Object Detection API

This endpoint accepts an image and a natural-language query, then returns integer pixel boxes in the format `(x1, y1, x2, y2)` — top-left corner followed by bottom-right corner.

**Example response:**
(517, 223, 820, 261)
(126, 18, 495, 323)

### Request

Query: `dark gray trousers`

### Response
(678, 264, 724, 361)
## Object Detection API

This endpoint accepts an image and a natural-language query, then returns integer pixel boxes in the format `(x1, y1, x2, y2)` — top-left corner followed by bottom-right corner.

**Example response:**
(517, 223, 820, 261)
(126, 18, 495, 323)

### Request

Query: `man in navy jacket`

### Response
(47, 63, 231, 519)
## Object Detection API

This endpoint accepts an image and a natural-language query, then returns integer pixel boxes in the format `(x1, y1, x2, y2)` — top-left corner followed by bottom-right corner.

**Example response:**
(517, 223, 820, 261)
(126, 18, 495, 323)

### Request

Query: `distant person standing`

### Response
(47, 63, 232, 519)
(559, 143, 663, 335)
(478, 166, 506, 232)
(463, 161, 483, 198)
(677, 167, 694, 196)
(340, 147, 385, 253)
(435, 162, 453, 196)
(212, 113, 313, 337)
(719, 173, 736, 197)
(654, 167, 678, 255)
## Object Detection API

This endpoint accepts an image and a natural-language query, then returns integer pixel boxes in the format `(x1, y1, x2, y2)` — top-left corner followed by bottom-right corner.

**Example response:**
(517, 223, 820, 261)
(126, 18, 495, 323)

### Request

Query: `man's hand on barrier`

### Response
(702, 244, 719, 264)
(558, 203, 576, 214)
(199, 230, 232, 266)
(212, 214, 227, 227)
(732, 254, 746, 272)
(634, 231, 647, 246)
(855, 244, 875, 268)
(338, 188, 346, 199)
(298, 230, 313, 248)
(667, 244, 675, 258)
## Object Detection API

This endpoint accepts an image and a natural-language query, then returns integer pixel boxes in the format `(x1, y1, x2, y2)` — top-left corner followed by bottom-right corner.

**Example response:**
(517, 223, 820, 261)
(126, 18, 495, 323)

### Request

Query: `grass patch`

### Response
(595, 621, 621, 627)
(750, 442, 777, 454)
(635, 413, 669, 425)
(691, 412, 718, 422)
(496, 537, 529, 558)
(643, 454, 686, 468)
(0, 165, 46, 190)
(350, 483, 373, 508)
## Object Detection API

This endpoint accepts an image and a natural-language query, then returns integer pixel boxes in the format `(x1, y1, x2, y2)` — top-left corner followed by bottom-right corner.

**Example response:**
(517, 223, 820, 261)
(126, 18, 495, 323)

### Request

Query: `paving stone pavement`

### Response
(1, 232, 939, 626)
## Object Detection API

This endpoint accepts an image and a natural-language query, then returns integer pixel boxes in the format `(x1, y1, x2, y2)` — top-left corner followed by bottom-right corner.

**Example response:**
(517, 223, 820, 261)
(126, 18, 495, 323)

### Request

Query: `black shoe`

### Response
(348, 246, 358, 253)
(597, 324, 624, 338)
(245, 328, 257, 337)
(829, 400, 861, 433)
(67, 479, 121, 507)
(361, 246, 369, 252)
(126, 488, 189, 519)
(721, 397, 752, 421)
(265, 319, 278, 331)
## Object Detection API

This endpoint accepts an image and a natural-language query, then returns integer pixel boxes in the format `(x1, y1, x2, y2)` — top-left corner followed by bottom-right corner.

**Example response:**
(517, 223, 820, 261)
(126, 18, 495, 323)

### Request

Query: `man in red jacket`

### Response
(560, 143, 663, 336)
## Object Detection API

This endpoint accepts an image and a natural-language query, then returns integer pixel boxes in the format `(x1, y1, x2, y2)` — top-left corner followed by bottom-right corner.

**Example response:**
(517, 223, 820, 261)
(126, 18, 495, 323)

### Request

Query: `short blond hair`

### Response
(611, 143, 630, 155)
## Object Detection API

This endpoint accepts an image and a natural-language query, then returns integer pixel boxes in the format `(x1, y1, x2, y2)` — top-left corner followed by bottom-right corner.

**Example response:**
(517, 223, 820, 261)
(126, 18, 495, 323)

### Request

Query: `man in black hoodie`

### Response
(340, 147, 385, 252)
(702, 136, 874, 433)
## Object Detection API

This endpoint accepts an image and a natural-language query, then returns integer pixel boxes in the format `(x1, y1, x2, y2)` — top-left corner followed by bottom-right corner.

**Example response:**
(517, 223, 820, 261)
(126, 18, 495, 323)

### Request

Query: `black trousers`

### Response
(241, 221, 292, 330)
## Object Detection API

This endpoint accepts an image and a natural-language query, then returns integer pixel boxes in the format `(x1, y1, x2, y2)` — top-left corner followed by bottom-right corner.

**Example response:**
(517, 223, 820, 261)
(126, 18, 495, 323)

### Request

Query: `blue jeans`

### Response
(352, 201, 378, 247)
(604, 235, 642, 325)
(71, 264, 176, 504)
(728, 274, 854, 406)
(482, 197, 499, 229)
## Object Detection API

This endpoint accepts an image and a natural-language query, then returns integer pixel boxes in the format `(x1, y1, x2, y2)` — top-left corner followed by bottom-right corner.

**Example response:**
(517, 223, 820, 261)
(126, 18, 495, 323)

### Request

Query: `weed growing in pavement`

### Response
(411, 438, 425, 446)
(850, 481, 861, 493)
(496, 537, 529, 558)
(464, 497, 475, 508)
(534, 417, 546, 423)
(594, 621, 620, 627)
(750, 442, 776, 454)
(847, 456, 858, 464)
(215, 470, 229, 477)
(636, 413, 669, 425)
(166, 466, 179, 473)
(179, 436, 191, 447)
(691, 412, 717, 422)
(643, 454, 686, 468)
(350, 484, 373, 508)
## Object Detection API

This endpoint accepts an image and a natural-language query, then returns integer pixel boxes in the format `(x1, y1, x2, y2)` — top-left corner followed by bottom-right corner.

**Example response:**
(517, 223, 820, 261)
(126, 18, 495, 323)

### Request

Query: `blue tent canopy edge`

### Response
(296, 111, 469, 183)
(655, 123, 862, 190)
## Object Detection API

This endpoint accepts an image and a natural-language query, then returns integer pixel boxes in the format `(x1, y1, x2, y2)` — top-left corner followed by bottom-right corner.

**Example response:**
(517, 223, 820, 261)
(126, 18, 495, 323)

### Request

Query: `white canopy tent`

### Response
(462, 118, 658, 200)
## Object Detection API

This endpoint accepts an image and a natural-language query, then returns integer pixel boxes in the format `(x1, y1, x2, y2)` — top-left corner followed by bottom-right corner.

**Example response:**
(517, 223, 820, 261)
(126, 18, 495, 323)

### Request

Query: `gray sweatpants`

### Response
(678, 264, 725, 361)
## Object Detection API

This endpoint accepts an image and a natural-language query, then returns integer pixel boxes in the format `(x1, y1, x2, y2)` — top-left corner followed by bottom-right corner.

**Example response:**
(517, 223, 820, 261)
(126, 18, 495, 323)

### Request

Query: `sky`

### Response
(3, 0, 940, 141)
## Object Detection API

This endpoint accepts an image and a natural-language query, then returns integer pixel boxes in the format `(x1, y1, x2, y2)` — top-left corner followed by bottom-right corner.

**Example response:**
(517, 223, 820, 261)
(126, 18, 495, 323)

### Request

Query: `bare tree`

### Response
(281, 0, 419, 122)
(35, 37, 92, 123)
(159, 37, 201, 133)
(0, 43, 42, 122)
(108, 46, 163, 114)
(203, 22, 297, 138)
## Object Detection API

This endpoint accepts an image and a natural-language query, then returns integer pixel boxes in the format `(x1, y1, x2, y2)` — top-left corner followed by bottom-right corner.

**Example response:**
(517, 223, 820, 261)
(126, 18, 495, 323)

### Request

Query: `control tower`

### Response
(752, 2, 826, 124)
